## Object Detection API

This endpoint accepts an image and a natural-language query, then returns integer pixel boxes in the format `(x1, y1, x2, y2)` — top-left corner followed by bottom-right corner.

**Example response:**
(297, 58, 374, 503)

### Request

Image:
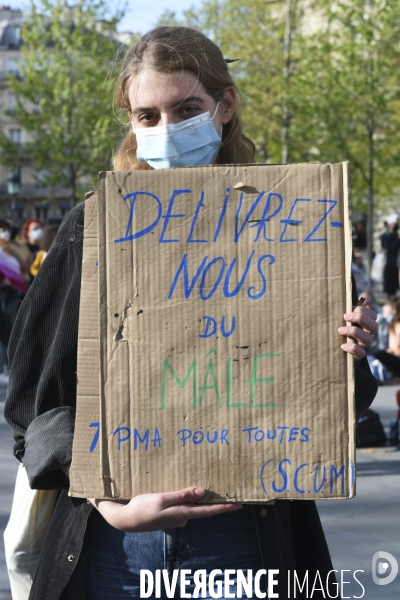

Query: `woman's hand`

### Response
(89, 487, 242, 532)
(339, 305, 378, 360)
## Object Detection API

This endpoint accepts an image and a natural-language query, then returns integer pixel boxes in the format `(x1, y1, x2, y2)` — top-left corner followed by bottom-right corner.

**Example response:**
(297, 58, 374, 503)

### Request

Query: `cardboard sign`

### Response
(70, 163, 355, 501)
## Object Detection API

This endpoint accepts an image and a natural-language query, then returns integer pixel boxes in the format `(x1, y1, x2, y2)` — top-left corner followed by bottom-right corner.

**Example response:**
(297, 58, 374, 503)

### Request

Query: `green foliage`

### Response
(182, 0, 289, 163)
(292, 0, 400, 210)
(155, 9, 182, 27)
(180, 0, 400, 211)
(4, 0, 399, 211)
(0, 0, 125, 203)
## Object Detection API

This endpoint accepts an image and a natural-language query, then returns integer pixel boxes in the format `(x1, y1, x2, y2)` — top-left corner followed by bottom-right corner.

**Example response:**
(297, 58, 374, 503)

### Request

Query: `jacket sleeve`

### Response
(352, 275, 378, 421)
(374, 350, 400, 377)
(4, 203, 85, 489)
(354, 357, 378, 421)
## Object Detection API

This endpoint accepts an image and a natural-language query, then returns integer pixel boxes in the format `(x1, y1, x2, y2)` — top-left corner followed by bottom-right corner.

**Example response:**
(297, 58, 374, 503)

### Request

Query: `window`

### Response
(9, 128, 21, 143)
(35, 204, 49, 222)
(8, 26, 21, 47)
(9, 202, 25, 221)
(8, 92, 16, 113)
(6, 59, 20, 76)
(59, 202, 71, 216)
(7, 167, 22, 196)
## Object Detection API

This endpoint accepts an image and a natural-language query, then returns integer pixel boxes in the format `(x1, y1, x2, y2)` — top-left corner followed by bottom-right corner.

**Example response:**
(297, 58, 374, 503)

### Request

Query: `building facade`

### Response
(0, 5, 133, 225)
(0, 6, 73, 223)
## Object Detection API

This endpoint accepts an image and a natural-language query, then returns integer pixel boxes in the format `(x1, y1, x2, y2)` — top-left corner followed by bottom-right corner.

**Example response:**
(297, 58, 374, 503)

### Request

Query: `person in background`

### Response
(352, 221, 367, 250)
(7, 221, 33, 285)
(381, 213, 400, 296)
(30, 225, 59, 279)
(362, 292, 393, 354)
(352, 251, 370, 293)
(368, 296, 400, 382)
(372, 316, 400, 380)
(0, 220, 28, 384)
(388, 316, 400, 357)
(377, 296, 399, 350)
(20, 218, 44, 257)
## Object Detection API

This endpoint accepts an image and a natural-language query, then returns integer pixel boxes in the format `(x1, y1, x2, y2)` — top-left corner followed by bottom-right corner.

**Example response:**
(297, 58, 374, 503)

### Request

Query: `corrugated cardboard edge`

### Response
(69, 190, 102, 497)
(97, 171, 114, 497)
(344, 161, 356, 499)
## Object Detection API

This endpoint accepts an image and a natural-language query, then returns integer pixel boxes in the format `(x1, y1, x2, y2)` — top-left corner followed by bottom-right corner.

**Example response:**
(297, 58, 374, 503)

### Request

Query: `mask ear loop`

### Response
(211, 102, 220, 120)
(211, 102, 223, 139)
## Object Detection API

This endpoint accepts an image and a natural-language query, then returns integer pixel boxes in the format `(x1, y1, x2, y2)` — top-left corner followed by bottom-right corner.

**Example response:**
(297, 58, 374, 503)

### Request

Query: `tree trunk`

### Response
(281, 0, 293, 164)
(366, 112, 374, 279)
(366, 0, 375, 278)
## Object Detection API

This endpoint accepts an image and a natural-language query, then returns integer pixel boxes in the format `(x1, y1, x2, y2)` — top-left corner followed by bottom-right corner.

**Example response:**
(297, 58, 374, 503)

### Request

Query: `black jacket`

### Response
(5, 202, 378, 600)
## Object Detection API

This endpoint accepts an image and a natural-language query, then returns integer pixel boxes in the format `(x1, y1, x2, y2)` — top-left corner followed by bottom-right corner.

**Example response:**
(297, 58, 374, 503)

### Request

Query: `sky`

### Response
(5, 1, 203, 33)
(118, 1, 202, 33)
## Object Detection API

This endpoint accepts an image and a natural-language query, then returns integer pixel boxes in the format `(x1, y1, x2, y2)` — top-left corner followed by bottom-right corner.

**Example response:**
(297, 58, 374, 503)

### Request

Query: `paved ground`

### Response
(316, 384, 400, 599)
(0, 383, 399, 598)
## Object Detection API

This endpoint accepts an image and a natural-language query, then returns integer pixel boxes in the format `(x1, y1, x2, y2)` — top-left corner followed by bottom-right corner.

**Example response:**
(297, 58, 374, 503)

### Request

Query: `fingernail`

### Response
(344, 313, 352, 320)
(338, 327, 346, 334)
(341, 343, 348, 350)
(194, 487, 205, 497)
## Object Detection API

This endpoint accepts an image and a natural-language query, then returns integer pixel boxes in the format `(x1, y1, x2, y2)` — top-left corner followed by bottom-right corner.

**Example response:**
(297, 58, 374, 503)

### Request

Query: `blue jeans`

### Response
(86, 506, 266, 599)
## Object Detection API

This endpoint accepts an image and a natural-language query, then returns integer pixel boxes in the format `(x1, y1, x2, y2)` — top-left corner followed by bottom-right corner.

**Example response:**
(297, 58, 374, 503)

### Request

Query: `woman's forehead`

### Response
(128, 69, 209, 110)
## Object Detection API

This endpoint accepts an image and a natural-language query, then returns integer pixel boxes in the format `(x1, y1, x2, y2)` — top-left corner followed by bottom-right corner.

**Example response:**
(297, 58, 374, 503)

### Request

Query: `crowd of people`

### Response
(362, 292, 400, 384)
(351, 212, 400, 385)
(381, 213, 400, 296)
(352, 212, 400, 296)
(0, 217, 59, 384)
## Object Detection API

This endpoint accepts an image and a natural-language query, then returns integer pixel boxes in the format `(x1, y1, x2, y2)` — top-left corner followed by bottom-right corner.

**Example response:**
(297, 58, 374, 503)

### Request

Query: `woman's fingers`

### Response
(160, 486, 205, 508)
(175, 501, 243, 520)
(159, 499, 242, 529)
(161, 486, 242, 519)
(344, 307, 379, 334)
(92, 487, 243, 533)
(339, 306, 378, 360)
(338, 325, 372, 347)
(340, 342, 367, 360)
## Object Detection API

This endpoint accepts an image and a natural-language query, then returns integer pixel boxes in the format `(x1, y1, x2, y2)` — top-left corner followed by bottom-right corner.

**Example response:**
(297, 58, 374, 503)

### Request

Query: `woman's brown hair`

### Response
(113, 26, 255, 170)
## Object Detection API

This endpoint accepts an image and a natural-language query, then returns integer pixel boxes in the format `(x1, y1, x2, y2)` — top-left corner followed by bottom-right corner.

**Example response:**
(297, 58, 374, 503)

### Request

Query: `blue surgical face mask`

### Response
(133, 103, 222, 169)
(32, 228, 43, 241)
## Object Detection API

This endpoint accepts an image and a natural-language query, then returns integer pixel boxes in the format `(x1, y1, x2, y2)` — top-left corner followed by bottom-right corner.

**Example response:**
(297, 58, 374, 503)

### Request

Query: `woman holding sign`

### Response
(5, 26, 378, 600)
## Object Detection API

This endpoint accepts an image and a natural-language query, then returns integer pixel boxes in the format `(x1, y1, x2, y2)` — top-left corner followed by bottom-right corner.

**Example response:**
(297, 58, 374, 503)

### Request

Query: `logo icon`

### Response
(372, 551, 398, 586)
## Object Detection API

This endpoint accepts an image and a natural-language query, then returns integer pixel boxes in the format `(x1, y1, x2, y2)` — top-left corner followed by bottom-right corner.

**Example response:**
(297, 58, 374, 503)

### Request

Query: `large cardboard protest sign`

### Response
(70, 163, 355, 501)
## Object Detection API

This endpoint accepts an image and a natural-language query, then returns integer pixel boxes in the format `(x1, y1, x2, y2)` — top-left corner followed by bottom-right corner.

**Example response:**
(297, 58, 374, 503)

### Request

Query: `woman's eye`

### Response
(181, 105, 199, 116)
(138, 113, 156, 122)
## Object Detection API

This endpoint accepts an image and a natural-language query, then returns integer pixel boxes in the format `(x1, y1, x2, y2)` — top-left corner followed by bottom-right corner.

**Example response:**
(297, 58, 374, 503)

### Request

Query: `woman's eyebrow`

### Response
(170, 96, 205, 109)
(131, 106, 155, 116)
(131, 96, 205, 115)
